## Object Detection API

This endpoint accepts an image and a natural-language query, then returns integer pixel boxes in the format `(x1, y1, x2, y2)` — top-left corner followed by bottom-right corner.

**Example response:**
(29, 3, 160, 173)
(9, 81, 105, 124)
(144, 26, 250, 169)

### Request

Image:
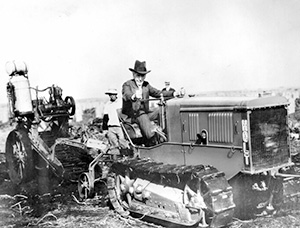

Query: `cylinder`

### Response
(5, 60, 28, 76)
(10, 75, 33, 115)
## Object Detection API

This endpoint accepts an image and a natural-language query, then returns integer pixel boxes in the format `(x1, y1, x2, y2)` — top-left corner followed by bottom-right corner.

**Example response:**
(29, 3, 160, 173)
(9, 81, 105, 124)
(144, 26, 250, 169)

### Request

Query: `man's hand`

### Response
(135, 88, 142, 99)
(131, 88, 143, 100)
(131, 93, 136, 100)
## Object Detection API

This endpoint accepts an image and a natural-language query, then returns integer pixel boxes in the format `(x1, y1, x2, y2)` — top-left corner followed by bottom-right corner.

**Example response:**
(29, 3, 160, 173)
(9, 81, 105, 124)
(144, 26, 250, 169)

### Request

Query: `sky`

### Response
(1, 0, 300, 104)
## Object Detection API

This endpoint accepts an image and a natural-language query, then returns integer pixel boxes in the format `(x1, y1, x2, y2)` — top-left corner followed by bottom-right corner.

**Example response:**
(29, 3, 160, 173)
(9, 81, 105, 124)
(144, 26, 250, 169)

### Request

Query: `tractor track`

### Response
(107, 157, 235, 228)
(53, 143, 94, 181)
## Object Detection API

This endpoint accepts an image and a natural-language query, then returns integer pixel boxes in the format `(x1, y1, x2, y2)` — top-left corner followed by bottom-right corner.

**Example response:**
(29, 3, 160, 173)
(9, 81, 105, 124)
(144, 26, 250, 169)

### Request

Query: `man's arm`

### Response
(148, 83, 163, 98)
(102, 114, 109, 130)
(102, 103, 109, 130)
(122, 81, 135, 101)
(148, 83, 174, 98)
(162, 89, 175, 98)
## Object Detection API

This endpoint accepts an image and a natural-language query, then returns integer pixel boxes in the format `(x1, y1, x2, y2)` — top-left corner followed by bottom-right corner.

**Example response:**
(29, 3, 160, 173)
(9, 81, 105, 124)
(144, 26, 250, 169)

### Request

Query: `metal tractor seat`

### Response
(117, 110, 143, 140)
(117, 109, 167, 146)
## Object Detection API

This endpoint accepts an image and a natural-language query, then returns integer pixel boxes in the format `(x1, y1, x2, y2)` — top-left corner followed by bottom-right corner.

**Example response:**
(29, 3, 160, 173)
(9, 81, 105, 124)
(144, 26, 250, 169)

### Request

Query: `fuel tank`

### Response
(6, 61, 33, 116)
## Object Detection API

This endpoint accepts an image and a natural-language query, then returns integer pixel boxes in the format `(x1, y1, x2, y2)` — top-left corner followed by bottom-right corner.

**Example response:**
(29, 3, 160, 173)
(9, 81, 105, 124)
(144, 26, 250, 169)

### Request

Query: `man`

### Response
(103, 88, 129, 156)
(122, 60, 176, 141)
(162, 81, 175, 100)
(162, 81, 175, 93)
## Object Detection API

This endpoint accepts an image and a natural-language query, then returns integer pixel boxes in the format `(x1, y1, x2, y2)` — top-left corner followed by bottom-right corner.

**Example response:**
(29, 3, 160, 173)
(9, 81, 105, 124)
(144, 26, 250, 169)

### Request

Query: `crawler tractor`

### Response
(4, 60, 94, 191)
(80, 95, 300, 227)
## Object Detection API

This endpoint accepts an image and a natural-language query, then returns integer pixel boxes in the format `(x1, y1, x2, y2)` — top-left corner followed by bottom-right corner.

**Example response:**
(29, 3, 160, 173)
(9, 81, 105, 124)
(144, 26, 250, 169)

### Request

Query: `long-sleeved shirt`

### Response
(122, 79, 174, 117)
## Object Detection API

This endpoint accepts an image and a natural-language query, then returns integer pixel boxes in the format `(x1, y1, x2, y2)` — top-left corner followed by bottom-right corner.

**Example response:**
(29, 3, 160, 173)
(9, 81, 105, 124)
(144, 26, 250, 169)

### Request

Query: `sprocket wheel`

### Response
(107, 173, 130, 217)
(5, 130, 35, 185)
(115, 174, 135, 209)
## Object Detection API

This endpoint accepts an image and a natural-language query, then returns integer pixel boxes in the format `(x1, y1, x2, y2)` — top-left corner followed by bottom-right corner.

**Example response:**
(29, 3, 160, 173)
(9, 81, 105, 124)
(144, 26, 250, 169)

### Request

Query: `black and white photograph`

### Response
(0, 1, 300, 227)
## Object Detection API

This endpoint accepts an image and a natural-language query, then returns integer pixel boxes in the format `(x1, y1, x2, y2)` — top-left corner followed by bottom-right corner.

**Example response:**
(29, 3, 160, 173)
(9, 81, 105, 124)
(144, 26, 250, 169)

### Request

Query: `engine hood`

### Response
(167, 96, 289, 111)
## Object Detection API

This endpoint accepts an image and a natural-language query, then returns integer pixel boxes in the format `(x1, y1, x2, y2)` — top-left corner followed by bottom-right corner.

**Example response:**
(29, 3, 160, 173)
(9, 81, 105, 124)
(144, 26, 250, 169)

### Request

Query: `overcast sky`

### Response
(1, 0, 300, 104)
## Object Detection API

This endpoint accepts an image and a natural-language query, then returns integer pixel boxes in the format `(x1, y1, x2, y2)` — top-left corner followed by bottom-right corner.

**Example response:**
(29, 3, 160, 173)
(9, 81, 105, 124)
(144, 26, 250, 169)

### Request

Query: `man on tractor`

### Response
(121, 60, 178, 145)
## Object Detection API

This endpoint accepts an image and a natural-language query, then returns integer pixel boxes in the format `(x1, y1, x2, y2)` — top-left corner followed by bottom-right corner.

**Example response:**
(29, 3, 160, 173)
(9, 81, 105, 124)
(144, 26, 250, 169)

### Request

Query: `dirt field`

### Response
(1, 124, 300, 228)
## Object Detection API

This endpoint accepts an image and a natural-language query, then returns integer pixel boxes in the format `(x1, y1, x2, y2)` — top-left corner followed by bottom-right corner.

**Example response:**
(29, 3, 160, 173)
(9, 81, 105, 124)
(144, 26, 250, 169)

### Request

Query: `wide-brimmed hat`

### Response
(105, 88, 118, 95)
(129, 60, 151, 75)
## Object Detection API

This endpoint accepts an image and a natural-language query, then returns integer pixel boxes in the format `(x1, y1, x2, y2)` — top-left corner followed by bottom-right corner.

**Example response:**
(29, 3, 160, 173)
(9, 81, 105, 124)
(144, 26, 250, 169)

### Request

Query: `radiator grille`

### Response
(188, 113, 200, 141)
(250, 107, 289, 170)
(208, 113, 233, 143)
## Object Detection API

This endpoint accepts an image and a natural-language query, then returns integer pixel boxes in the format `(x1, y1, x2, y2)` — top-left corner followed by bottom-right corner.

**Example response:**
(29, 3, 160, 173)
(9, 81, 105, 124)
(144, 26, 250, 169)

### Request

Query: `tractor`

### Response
(79, 94, 300, 228)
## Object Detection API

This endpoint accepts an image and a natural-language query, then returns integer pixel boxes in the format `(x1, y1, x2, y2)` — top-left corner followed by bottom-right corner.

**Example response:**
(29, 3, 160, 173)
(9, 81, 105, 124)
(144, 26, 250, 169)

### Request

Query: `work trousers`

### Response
(107, 126, 129, 149)
(136, 108, 159, 139)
